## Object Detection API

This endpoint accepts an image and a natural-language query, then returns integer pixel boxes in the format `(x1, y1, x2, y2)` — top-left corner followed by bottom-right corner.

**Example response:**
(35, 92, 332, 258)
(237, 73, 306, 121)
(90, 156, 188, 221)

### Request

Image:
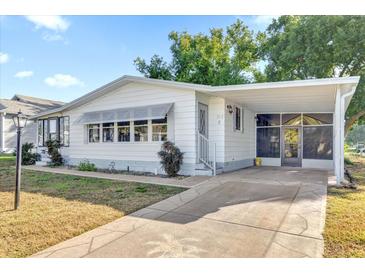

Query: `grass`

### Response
(324, 153, 365, 257)
(0, 158, 185, 257)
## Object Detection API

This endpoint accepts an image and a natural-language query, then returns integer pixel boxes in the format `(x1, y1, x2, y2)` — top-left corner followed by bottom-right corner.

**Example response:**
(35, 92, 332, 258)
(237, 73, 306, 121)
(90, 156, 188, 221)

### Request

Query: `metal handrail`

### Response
(197, 131, 216, 175)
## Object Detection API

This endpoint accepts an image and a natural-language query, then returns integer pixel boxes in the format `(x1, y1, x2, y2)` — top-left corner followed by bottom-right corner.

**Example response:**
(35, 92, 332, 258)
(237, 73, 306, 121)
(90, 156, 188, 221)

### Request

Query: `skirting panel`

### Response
(66, 157, 196, 176)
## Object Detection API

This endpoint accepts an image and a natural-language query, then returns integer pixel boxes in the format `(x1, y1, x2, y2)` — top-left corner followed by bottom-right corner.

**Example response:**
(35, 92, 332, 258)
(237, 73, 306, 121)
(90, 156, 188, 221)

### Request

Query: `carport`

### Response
(209, 77, 359, 184)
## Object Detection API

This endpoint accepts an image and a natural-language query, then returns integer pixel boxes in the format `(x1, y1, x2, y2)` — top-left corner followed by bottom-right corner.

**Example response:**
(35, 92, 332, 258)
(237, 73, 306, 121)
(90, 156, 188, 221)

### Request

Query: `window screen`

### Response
(49, 119, 57, 140)
(234, 107, 242, 131)
(303, 113, 333, 125)
(282, 114, 302, 126)
(63, 117, 70, 146)
(256, 127, 280, 158)
(152, 117, 167, 141)
(88, 124, 100, 143)
(102, 122, 114, 142)
(117, 121, 130, 142)
(303, 126, 333, 159)
(38, 120, 44, 146)
(256, 114, 280, 126)
(134, 120, 148, 142)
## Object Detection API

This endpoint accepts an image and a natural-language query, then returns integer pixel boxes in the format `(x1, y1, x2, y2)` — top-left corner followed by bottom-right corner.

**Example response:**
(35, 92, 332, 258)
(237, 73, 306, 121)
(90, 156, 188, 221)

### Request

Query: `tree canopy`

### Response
(134, 20, 259, 86)
(134, 16, 365, 131)
(259, 16, 365, 133)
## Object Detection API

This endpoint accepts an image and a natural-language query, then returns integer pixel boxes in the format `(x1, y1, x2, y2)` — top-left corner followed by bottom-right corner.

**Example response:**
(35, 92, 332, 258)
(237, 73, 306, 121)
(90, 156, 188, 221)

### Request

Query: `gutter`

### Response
(30, 75, 361, 120)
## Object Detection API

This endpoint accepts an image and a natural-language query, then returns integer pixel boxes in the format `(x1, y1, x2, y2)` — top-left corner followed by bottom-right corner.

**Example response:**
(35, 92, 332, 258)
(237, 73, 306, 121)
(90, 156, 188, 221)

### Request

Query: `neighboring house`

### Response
(32, 75, 359, 183)
(0, 95, 64, 152)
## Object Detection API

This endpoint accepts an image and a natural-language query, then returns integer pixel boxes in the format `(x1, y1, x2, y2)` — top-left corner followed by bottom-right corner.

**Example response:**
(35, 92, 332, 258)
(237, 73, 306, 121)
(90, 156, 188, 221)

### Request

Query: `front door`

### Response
(198, 103, 208, 137)
(281, 127, 302, 167)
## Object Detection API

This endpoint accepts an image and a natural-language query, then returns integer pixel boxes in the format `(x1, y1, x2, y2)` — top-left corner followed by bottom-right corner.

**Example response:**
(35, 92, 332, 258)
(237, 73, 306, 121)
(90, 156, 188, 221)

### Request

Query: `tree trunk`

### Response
(345, 110, 365, 135)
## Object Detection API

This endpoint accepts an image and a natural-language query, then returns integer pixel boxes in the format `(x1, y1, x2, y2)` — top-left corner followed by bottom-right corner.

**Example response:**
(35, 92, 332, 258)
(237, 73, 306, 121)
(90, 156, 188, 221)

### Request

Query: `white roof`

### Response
(32, 75, 360, 118)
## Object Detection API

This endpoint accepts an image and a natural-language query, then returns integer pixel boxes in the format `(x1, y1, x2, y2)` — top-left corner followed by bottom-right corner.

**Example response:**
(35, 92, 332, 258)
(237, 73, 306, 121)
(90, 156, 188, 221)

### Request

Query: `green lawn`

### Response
(0, 158, 185, 257)
(324, 153, 365, 257)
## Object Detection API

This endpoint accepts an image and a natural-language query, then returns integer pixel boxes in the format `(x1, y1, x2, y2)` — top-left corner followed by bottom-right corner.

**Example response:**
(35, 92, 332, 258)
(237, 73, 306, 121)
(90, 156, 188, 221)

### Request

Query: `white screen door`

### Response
(198, 103, 208, 137)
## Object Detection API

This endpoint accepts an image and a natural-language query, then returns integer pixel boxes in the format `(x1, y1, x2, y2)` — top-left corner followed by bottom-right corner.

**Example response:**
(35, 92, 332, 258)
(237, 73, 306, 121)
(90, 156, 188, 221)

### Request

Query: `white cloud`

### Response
(25, 16, 70, 32)
(14, 71, 34, 78)
(42, 33, 64, 42)
(252, 15, 278, 27)
(0, 52, 9, 64)
(44, 74, 84, 88)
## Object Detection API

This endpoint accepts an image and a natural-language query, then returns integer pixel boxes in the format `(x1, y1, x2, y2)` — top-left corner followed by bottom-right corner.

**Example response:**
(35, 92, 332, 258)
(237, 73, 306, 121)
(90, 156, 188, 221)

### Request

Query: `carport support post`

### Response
(334, 88, 342, 185)
(335, 86, 356, 185)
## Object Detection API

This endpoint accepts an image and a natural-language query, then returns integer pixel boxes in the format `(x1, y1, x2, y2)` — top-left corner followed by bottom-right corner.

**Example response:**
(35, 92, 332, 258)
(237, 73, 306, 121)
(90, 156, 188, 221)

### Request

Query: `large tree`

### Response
(259, 16, 365, 133)
(134, 20, 259, 86)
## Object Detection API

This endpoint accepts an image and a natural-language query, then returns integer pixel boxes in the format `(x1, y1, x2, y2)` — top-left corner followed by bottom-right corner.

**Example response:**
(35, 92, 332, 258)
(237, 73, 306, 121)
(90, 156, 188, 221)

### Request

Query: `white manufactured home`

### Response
(32, 75, 359, 183)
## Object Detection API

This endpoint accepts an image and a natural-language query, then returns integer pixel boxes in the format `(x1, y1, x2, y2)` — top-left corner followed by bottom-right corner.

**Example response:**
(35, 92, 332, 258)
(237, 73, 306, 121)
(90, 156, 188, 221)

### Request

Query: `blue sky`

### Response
(0, 15, 275, 102)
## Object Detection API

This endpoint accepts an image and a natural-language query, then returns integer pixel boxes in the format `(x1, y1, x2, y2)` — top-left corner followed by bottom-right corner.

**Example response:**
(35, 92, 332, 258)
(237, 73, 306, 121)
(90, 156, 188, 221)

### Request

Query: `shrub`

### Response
(344, 157, 354, 166)
(158, 141, 184, 177)
(21, 142, 40, 165)
(14, 142, 40, 165)
(78, 160, 97, 171)
(46, 140, 63, 166)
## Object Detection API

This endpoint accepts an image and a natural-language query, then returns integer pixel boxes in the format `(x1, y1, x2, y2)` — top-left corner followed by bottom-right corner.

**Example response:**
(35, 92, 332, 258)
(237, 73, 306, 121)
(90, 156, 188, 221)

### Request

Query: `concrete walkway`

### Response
(23, 165, 208, 188)
(31, 167, 328, 258)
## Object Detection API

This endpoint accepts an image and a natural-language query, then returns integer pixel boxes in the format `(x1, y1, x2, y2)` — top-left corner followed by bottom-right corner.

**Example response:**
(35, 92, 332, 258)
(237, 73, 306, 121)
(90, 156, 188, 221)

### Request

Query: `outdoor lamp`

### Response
(12, 110, 28, 210)
(226, 104, 233, 114)
(12, 110, 28, 129)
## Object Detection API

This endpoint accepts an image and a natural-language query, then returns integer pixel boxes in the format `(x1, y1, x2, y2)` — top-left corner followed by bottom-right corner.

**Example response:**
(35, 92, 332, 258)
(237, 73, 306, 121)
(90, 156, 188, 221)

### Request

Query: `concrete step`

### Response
(194, 169, 213, 176)
(216, 168, 223, 175)
(195, 163, 206, 169)
(35, 161, 50, 166)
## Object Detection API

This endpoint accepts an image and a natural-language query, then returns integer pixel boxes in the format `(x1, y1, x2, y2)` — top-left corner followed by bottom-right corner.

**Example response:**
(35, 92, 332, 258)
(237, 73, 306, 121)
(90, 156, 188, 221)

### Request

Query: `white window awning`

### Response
(76, 103, 173, 124)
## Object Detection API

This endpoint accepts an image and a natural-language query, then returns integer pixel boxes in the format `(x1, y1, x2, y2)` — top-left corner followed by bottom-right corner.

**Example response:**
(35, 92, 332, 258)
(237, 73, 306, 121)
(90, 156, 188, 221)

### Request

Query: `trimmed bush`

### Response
(158, 141, 184, 177)
(46, 140, 63, 166)
(78, 160, 97, 171)
(15, 142, 40, 165)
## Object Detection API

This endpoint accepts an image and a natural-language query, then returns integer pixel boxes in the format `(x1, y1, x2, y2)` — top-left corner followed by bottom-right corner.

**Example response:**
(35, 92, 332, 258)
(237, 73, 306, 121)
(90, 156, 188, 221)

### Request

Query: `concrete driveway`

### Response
(32, 167, 328, 258)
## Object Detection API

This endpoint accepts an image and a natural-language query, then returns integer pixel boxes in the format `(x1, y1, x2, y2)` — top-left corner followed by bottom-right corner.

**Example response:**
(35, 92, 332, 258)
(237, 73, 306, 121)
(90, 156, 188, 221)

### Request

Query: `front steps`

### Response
(195, 163, 223, 176)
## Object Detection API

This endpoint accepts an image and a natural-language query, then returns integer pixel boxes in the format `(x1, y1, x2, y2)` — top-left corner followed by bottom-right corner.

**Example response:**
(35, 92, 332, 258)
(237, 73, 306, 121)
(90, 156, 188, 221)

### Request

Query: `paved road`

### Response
(32, 167, 328, 258)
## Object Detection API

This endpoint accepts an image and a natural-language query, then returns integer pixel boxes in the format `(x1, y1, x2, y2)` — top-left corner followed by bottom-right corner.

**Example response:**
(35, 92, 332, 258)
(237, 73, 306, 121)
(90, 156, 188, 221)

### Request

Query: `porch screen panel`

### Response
(303, 113, 333, 125)
(256, 114, 280, 126)
(256, 127, 280, 158)
(282, 113, 302, 126)
(303, 126, 333, 160)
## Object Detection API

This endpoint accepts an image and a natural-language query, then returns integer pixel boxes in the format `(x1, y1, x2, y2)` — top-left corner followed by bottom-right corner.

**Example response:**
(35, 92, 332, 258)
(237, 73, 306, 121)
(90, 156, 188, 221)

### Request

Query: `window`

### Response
(88, 124, 100, 143)
(102, 122, 114, 142)
(37, 117, 69, 146)
(43, 119, 49, 143)
(152, 117, 167, 141)
(234, 107, 242, 131)
(134, 120, 148, 142)
(256, 114, 281, 126)
(59, 117, 70, 146)
(282, 113, 302, 126)
(117, 121, 130, 142)
(303, 126, 333, 160)
(38, 120, 44, 146)
(49, 119, 57, 140)
(256, 127, 280, 158)
(59, 117, 64, 144)
(63, 117, 70, 146)
(303, 113, 333, 125)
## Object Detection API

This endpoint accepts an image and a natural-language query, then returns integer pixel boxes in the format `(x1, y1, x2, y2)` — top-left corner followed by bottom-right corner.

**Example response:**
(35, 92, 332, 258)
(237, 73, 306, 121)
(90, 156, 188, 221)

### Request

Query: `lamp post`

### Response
(12, 110, 28, 210)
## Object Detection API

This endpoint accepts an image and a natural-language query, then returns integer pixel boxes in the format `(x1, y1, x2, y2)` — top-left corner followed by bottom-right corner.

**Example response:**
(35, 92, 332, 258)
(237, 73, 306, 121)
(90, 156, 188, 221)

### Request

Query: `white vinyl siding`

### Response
(60, 82, 197, 164)
(224, 100, 255, 163)
(2, 114, 37, 152)
(196, 92, 225, 164)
